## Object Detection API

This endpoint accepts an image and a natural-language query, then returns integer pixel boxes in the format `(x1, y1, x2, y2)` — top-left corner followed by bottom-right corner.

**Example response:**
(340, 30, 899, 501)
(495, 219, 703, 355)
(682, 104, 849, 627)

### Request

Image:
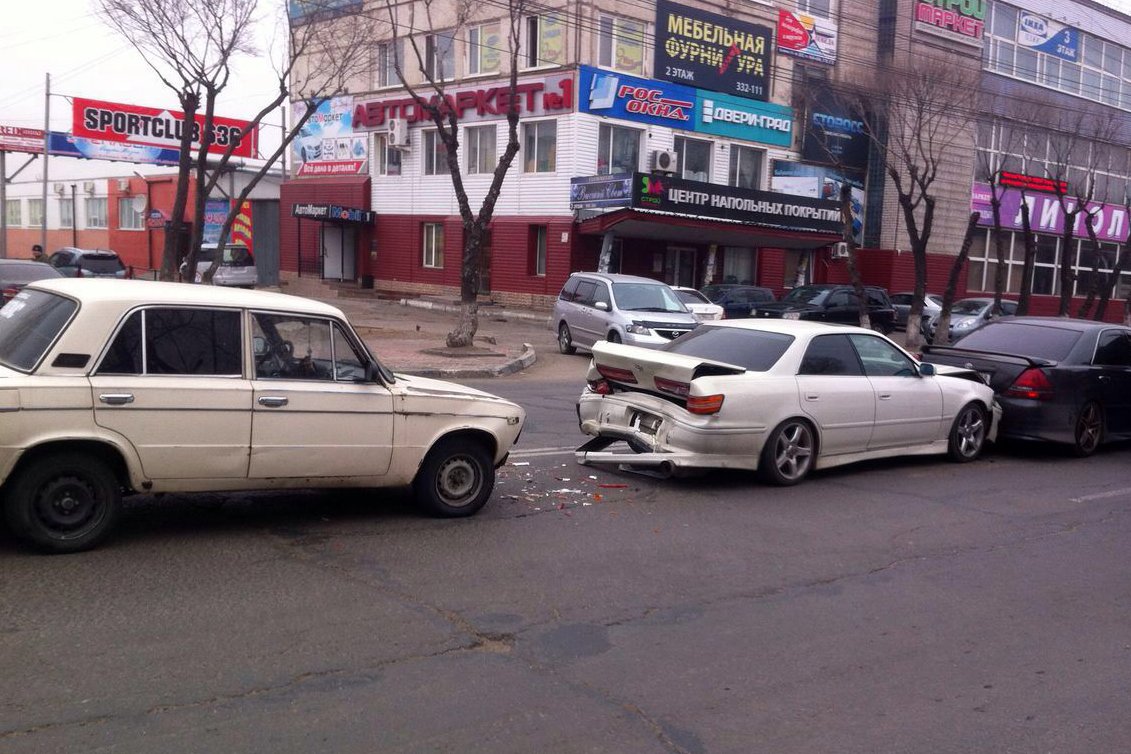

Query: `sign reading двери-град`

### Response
(631, 173, 840, 234)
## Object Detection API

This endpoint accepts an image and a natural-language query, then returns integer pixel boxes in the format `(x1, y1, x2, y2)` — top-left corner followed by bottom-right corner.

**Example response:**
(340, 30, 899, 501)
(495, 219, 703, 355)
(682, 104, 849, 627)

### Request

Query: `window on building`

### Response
(797, 0, 832, 15)
(466, 125, 497, 174)
(119, 197, 144, 230)
(59, 198, 74, 228)
(729, 145, 764, 189)
(597, 123, 640, 175)
(598, 14, 645, 73)
(468, 21, 502, 75)
(424, 32, 455, 81)
(375, 134, 402, 176)
(530, 225, 547, 276)
(422, 223, 444, 268)
(28, 198, 44, 227)
(374, 41, 402, 88)
(523, 120, 556, 172)
(85, 197, 108, 229)
(674, 136, 711, 182)
(524, 14, 565, 68)
(424, 130, 450, 175)
(4, 199, 20, 227)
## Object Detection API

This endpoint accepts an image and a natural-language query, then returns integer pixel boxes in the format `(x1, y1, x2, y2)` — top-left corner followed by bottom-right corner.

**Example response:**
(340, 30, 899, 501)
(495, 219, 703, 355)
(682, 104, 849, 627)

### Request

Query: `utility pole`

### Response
(41, 73, 50, 254)
(70, 183, 77, 247)
(1, 150, 7, 258)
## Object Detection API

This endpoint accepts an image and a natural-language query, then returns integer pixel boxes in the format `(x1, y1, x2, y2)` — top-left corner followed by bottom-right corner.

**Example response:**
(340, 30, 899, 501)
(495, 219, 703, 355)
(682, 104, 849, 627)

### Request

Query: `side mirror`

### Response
(594, 301, 610, 311)
(918, 362, 936, 377)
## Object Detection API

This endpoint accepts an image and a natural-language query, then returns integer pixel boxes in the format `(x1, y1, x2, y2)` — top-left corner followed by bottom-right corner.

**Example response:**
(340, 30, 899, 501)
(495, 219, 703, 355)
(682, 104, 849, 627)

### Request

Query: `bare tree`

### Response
(932, 212, 981, 346)
(384, 0, 530, 348)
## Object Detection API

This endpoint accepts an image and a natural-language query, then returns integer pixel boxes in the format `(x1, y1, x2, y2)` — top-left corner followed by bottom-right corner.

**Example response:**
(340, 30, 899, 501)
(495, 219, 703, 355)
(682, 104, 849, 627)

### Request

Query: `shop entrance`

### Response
(321, 225, 357, 281)
(664, 246, 698, 287)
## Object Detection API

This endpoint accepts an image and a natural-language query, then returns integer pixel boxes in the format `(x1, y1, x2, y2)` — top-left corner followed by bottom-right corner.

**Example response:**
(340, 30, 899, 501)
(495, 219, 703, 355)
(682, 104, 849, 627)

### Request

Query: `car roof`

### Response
(55, 247, 121, 256)
(984, 316, 1122, 332)
(700, 318, 879, 336)
(26, 278, 345, 318)
(0, 259, 53, 267)
(569, 272, 669, 285)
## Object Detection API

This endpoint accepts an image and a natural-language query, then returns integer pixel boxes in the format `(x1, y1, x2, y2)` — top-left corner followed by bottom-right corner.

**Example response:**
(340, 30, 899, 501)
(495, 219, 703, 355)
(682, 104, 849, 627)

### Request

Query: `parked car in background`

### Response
(576, 319, 997, 485)
(752, 284, 896, 333)
(180, 243, 257, 287)
(891, 292, 943, 330)
(926, 297, 1017, 342)
(700, 284, 776, 319)
(923, 317, 1131, 457)
(0, 259, 63, 305)
(0, 279, 525, 553)
(553, 272, 699, 354)
(47, 247, 128, 279)
(672, 286, 724, 321)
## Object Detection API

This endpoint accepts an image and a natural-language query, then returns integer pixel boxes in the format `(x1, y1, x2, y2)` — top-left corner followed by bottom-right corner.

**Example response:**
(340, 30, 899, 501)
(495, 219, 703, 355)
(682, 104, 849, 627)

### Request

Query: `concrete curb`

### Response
(397, 342, 537, 379)
(400, 297, 552, 326)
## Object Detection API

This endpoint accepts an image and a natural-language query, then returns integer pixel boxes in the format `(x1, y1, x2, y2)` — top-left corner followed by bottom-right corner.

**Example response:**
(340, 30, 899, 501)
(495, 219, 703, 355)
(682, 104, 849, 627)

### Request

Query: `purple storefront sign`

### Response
(972, 182, 1129, 244)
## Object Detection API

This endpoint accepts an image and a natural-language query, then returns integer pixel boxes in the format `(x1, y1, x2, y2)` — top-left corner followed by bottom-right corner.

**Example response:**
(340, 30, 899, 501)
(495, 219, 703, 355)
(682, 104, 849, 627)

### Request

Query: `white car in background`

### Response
(672, 286, 724, 321)
(576, 319, 998, 485)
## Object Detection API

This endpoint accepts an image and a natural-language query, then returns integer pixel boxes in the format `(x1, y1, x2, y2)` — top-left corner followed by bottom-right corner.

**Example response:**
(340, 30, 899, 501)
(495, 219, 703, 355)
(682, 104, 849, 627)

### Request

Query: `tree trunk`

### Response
(1057, 207, 1080, 316)
(447, 221, 482, 348)
(185, 87, 218, 285)
(990, 190, 1006, 315)
(1075, 213, 1104, 319)
(1016, 196, 1037, 316)
(162, 90, 199, 281)
(935, 212, 982, 346)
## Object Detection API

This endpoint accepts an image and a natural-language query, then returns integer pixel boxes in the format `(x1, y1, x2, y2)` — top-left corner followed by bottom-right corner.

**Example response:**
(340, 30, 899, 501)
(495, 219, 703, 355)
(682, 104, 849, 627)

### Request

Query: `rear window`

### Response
(782, 286, 830, 304)
(664, 326, 794, 371)
(79, 254, 125, 274)
(0, 290, 78, 371)
(952, 322, 1082, 362)
(675, 289, 710, 305)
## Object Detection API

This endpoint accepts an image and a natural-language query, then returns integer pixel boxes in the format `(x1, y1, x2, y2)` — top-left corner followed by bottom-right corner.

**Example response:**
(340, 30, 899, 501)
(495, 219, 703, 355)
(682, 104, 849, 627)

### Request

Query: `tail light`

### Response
(595, 364, 637, 384)
(1005, 368, 1053, 401)
(687, 394, 725, 414)
(654, 376, 690, 398)
(587, 379, 611, 395)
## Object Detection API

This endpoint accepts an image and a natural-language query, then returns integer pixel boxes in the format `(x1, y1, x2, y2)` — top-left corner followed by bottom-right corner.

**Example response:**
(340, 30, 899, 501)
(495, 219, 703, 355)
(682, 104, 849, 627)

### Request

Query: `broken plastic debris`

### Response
(511, 461, 530, 466)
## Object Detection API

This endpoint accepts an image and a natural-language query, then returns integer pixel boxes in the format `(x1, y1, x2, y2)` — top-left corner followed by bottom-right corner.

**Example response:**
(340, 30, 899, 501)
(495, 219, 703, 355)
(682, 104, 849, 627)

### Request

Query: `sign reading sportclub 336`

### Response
(72, 97, 258, 158)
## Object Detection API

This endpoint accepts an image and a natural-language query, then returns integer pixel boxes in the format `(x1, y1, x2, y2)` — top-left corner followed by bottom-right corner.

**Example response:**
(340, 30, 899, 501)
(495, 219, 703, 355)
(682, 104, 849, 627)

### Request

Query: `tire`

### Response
(1071, 401, 1103, 457)
(4, 453, 122, 554)
(607, 330, 622, 344)
(413, 438, 494, 517)
(759, 419, 816, 486)
(557, 323, 576, 355)
(948, 402, 987, 463)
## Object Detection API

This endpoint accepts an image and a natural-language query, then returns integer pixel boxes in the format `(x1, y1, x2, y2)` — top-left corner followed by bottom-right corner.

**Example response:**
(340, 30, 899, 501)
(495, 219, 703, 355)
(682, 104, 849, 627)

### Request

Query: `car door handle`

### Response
(99, 393, 134, 405)
(804, 393, 819, 401)
(257, 396, 289, 408)
(878, 394, 893, 400)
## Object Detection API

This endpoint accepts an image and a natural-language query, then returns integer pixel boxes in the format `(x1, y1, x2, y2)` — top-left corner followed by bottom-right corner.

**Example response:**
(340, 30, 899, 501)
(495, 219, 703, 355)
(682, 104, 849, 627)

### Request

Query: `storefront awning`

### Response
(577, 208, 840, 249)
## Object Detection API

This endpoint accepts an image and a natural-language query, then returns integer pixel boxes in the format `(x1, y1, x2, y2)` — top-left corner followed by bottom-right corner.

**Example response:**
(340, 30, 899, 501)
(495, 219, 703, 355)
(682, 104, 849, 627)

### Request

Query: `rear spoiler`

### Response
(922, 343, 1056, 368)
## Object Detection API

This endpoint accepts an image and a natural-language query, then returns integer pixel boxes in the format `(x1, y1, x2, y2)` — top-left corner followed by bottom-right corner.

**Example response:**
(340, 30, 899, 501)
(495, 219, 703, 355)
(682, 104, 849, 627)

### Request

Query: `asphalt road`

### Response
(3, 362, 1131, 753)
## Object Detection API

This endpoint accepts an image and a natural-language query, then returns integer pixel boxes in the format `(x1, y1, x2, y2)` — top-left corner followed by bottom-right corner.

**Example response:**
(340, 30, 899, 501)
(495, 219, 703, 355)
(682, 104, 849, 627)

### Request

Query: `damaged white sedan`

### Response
(576, 320, 998, 485)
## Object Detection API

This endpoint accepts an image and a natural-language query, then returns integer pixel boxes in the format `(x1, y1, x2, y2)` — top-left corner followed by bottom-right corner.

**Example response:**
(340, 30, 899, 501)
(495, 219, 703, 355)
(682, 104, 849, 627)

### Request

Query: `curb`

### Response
(400, 297, 552, 326)
(397, 342, 537, 379)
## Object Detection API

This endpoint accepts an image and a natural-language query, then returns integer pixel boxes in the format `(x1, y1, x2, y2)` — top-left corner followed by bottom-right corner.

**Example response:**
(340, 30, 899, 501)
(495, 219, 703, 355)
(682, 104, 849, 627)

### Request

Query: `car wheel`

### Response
(948, 402, 987, 463)
(1071, 401, 1103, 457)
(607, 330, 622, 344)
(759, 419, 816, 486)
(557, 323, 576, 355)
(413, 438, 494, 517)
(4, 453, 122, 554)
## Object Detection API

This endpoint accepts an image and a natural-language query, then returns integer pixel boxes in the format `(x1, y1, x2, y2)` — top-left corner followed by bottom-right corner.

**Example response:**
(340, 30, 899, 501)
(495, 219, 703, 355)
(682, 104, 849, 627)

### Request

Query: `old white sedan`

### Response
(576, 319, 997, 485)
(0, 279, 525, 553)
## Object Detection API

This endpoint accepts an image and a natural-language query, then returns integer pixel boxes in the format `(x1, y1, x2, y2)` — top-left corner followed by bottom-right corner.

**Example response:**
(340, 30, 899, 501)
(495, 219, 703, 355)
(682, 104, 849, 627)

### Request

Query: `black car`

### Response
(47, 247, 128, 279)
(922, 317, 1131, 456)
(700, 284, 776, 319)
(0, 259, 64, 305)
(752, 284, 896, 333)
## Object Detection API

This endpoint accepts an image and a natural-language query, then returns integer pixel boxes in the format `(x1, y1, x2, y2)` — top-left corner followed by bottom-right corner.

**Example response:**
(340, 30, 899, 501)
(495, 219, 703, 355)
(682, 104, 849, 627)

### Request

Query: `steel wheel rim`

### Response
(33, 475, 104, 540)
(558, 326, 570, 351)
(774, 423, 813, 481)
(956, 407, 985, 458)
(1077, 403, 1102, 453)
(435, 456, 482, 507)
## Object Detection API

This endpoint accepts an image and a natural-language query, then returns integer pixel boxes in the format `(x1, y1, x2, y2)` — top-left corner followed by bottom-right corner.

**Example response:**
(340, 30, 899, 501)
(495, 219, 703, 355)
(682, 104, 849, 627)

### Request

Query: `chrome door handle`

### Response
(878, 394, 892, 400)
(257, 396, 289, 408)
(99, 393, 134, 405)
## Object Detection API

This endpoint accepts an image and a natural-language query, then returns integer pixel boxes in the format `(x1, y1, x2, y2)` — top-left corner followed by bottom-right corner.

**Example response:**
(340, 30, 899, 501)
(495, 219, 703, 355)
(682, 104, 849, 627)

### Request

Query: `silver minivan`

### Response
(181, 243, 258, 288)
(553, 272, 699, 353)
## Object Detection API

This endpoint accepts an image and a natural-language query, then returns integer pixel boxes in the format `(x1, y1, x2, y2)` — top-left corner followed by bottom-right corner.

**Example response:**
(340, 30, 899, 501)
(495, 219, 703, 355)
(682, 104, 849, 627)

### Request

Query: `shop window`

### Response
(729, 145, 763, 189)
(674, 136, 710, 182)
(524, 14, 565, 68)
(28, 198, 44, 228)
(597, 123, 640, 175)
(523, 120, 556, 173)
(424, 130, 450, 176)
(468, 22, 501, 75)
(424, 32, 455, 81)
(59, 198, 73, 228)
(466, 125, 497, 174)
(4, 199, 20, 227)
(85, 197, 108, 229)
(375, 134, 402, 176)
(598, 14, 645, 73)
(118, 197, 144, 230)
(422, 223, 444, 268)
(530, 225, 547, 276)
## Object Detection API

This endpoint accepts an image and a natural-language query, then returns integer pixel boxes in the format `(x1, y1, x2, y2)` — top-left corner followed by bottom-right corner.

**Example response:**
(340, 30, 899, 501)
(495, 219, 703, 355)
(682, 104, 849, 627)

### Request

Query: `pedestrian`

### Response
(31, 244, 46, 263)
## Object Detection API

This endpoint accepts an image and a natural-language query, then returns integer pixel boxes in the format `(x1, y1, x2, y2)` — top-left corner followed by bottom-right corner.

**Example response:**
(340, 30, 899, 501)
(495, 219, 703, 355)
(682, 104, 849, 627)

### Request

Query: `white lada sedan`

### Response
(0, 279, 525, 553)
(576, 319, 998, 485)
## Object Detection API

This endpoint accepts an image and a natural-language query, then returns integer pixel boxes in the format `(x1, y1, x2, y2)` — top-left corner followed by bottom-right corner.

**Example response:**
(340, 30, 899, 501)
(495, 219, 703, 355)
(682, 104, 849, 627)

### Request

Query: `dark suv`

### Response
(47, 247, 128, 279)
(700, 284, 776, 319)
(752, 284, 896, 333)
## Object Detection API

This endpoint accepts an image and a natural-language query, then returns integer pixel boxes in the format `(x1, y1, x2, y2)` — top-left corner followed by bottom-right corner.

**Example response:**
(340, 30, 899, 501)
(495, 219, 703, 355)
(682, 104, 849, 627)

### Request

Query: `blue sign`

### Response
(48, 132, 180, 166)
(1018, 13, 1078, 62)
(695, 91, 793, 147)
(202, 199, 231, 244)
(579, 66, 696, 129)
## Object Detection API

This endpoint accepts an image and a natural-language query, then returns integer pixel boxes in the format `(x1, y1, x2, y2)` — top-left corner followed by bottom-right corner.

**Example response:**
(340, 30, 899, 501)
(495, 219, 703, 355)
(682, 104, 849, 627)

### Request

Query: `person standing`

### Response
(31, 244, 46, 263)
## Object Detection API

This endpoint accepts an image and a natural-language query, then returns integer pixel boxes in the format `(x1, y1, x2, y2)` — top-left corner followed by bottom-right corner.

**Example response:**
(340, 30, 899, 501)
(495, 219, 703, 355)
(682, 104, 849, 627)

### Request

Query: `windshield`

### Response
(2, 263, 61, 285)
(611, 282, 687, 313)
(664, 326, 794, 371)
(675, 289, 710, 305)
(951, 322, 1082, 362)
(952, 299, 989, 315)
(0, 289, 78, 371)
(782, 286, 830, 305)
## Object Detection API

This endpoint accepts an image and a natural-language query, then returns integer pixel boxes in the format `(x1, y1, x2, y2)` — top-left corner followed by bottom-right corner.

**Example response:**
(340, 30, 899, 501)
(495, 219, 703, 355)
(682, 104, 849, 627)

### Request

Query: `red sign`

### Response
(72, 97, 258, 158)
(295, 160, 366, 177)
(0, 125, 45, 154)
(231, 201, 254, 249)
(999, 171, 1067, 194)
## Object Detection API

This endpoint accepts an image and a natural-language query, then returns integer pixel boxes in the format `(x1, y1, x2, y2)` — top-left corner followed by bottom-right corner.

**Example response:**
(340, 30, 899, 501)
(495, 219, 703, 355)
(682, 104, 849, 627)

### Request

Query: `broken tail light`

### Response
(1004, 368, 1053, 401)
(654, 376, 690, 398)
(595, 364, 637, 384)
(587, 379, 611, 395)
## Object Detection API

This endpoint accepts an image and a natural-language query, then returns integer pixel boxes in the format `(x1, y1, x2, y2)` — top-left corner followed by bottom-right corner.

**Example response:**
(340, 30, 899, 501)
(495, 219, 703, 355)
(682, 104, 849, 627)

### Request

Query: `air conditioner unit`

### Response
(53, 182, 66, 195)
(83, 181, 96, 194)
(387, 118, 409, 147)
(831, 242, 850, 259)
(651, 150, 678, 175)
(117, 178, 131, 193)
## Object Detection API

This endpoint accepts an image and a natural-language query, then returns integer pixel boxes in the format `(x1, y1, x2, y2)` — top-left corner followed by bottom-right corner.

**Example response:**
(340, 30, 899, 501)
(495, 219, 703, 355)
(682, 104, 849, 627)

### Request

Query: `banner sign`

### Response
(570, 174, 634, 209)
(913, 0, 985, 47)
(202, 199, 231, 244)
(777, 10, 838, 65)
(696, 91, 793, 147)
(579, 66, 695, 129)
(353, 74, 574, 129)
(802, 85, 869, 169)
(654, 0, 772, 101)
(1018, 12, 1079, 62)
(48, 131, 181, 166)
(292, 202, 375, 224)
(631, 172, 841, 234)
(146, 209, 168, 229)
(771, 161, 863, 243)
(293, 96, 367, 177)
(72, 97, 258, 158)
(972, 183, 1129, 243)
(230, 201, 254, 249)
(0, 125, 44, 154)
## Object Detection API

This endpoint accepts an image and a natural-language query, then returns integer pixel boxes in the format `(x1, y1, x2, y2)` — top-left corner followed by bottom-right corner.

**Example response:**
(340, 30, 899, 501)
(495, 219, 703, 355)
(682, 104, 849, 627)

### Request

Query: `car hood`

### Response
(589, 340, 745, 388)
(391, 373, 520, 406)
(619, 310, 699, 326)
